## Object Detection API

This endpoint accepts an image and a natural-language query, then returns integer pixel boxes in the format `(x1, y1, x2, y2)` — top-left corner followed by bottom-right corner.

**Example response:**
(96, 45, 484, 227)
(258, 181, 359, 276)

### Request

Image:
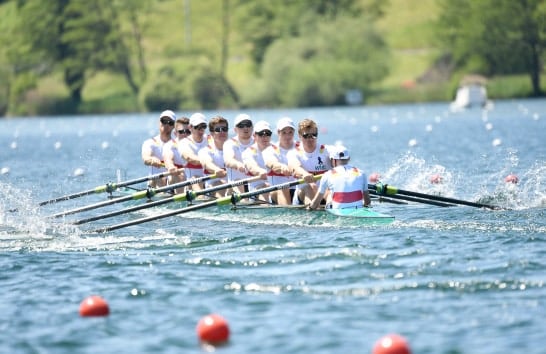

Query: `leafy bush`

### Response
(142, 66, 185, 111)
(250, 17, 391, 107)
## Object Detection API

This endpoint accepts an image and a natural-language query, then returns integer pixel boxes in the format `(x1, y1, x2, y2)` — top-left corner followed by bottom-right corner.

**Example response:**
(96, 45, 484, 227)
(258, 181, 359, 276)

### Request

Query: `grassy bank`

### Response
(4, 0, 544, 116)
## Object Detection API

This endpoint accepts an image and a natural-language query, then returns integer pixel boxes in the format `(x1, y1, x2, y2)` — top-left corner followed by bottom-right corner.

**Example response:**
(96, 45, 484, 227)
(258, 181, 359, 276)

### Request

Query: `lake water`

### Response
(1, 99, 545, 353)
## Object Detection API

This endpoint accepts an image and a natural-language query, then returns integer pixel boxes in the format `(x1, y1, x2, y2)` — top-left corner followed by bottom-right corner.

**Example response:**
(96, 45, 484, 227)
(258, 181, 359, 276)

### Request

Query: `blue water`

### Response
(1, 99, 545, 354)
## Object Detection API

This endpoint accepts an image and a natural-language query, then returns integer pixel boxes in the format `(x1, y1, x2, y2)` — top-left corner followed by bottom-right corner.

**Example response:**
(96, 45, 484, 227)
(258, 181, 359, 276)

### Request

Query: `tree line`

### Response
(0, 0, 544, 117)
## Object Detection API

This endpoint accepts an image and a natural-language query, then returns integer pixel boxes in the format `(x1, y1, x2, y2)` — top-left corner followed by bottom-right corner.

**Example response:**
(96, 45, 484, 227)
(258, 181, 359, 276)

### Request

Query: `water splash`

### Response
(479, 152, 545, 209)
(0, 181, 84, 251)
(380, 152, 456, 197)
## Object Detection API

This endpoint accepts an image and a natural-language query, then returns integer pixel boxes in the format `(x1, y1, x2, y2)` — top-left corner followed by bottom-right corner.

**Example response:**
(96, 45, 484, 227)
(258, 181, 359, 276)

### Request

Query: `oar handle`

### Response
(231, 175, 322, 204)
(185, 175, 262, 202)
(146, 173, 217, 197)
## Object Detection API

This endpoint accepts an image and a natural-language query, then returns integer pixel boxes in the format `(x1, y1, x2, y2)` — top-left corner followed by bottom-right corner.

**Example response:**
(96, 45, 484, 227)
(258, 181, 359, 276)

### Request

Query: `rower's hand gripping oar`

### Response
(73, 175, 262, 225)
(38, 168, 185, 206)
(93, 175, 322, 233)
(369, 182, 502, 210)
(49, 173, 217, 218)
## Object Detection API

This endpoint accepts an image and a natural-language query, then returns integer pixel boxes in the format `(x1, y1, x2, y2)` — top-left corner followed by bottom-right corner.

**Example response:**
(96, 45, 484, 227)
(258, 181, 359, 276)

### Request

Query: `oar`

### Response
(93, 175, 322, 233)
(369, 190, 454, 207)
(369, 194, 408, 205)
(38, 168, 185, 206)
(369, 183, 501, 210)
(49, 173, 217, 218)
(73, 176, 262, 225)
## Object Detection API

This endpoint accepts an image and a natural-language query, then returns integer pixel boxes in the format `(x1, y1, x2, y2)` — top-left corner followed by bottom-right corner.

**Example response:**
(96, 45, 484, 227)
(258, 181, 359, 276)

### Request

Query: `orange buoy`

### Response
(372, 333, 412, 354)
(79, 295, 110, 317)
(429, 174, 443, 184)
(369, 172, 381, 183)
(196, 314, 230, 344)
(504, 174, 519, 184)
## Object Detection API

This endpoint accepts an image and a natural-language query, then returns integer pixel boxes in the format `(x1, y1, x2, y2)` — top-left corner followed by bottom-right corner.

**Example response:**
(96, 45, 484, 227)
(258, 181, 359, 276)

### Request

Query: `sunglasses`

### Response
(236, 122, 252, 129)
(301, 132, 318, 139)
(256, 130, 272, 137)
(177, 129, 191, 135)
(193, 124, 207, 130)
(213, 126, 229, 133)
(160, 118, 175, 126)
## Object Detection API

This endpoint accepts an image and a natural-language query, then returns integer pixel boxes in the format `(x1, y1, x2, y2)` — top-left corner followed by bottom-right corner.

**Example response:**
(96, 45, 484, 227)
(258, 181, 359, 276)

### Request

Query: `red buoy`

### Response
(429, 174, 443, 184)
(79, 295, 110, 317)
(504, 174, 519, 184)
(196, 314, 230, 344)
(372, 334, 412, 354)
(369, 172, 381, 183)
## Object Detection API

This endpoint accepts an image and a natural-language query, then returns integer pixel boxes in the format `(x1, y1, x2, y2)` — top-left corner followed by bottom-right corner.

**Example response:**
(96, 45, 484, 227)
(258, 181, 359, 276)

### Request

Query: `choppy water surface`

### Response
(1, 99, 545, 353)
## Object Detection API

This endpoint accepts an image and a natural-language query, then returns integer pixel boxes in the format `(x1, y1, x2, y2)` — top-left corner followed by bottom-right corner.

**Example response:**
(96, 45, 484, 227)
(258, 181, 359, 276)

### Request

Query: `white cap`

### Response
(330, 145, 350, 160)
(254, 120, 271, 133)
(189, 112, 207, 126)
(159, 110, 176, 121)
(234, 113, 252, 126)
(276, 117, 295, 131)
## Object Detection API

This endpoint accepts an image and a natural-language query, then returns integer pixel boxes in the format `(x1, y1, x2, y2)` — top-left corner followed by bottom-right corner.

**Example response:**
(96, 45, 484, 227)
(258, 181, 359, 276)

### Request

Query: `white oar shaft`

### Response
(50, 173, 216, 218)
(94, 175, 321, 233)
(74, 175, 262, 225)
(39, 168, 185, 206)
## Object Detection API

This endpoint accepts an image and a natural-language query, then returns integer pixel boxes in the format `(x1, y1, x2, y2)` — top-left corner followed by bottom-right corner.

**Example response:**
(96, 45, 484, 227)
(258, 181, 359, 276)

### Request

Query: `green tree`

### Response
(233, 0, 384, 68)
(437, 0, 545, 96)
(257, 16, 390, 107)
(9, 0, 146, 111)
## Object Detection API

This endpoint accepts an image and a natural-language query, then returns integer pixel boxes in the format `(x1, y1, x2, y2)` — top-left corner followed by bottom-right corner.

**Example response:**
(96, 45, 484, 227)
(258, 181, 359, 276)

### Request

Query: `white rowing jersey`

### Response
(178, 135, 210, 178)
(163, 139, 187, 168)
(223, 136, 254, 182)
(287, 143, 332, 175)
(262, 143, 296, 186)
(317, 164, 368, 209)
(198, 143, 226, 187)
(141, 136, 169, 175)
(242, 143, 271, 191)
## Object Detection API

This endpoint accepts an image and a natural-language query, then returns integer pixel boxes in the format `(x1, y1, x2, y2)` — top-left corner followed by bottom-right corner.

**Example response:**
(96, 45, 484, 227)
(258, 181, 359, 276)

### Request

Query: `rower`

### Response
(242, 120, 273, 203)
(308, 145, 371, 210)
(178, 113, 210, 192)
(198, 116, 229, 198)
(262, 117, 297, 205)
(141, 110, 176, 188)
(163, 117, 190, 194)
(287, 118, 333, 205)
(223, 114, 255, 193)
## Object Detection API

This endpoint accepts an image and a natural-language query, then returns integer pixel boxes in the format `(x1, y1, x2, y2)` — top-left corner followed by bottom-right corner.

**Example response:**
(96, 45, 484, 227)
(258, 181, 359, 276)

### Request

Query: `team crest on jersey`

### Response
(316, 156, 325, 171)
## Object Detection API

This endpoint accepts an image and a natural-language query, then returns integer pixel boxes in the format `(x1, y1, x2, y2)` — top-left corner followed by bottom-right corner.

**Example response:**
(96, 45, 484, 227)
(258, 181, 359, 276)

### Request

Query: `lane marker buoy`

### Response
(79, 295, 110, 317)
(369, 172, 381, 183)
(504, 174, 519, 184)
(429, 174, 443, 184)
(372, 333, 412, 354)
(196, 314, 230, 345)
